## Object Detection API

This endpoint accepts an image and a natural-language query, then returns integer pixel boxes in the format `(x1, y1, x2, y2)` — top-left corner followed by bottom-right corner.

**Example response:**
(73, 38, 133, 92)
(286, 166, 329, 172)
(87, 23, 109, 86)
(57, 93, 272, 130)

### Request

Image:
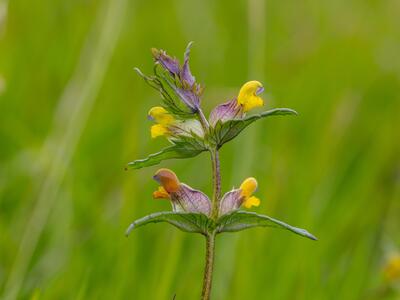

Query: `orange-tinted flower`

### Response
(152, 168, 211, 215)
(153, 168, 180, 193)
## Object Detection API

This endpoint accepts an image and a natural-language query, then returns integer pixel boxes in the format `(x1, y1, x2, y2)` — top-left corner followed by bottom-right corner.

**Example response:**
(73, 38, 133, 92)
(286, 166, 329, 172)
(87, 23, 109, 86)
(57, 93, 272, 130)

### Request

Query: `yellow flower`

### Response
(148, 106, 175, 138)
(237, 81, 264, 112)
(148, 106, 175, 125)
(240, 177, 261, 208)
(148, 106, 204, 139)
(384, 253, 400, 282)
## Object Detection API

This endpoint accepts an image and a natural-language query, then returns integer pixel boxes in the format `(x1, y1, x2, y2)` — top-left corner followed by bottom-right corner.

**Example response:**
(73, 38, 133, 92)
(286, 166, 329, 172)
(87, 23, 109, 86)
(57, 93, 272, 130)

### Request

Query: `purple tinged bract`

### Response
(175, 88, 200, 110)
(152, 42, 202, 111)
(181, 42, 196, 86)
(219, 189, 243, 216)
(171, 184, 211, 216)
(209, 99, 243, 126)
(151, 48, 180, 76)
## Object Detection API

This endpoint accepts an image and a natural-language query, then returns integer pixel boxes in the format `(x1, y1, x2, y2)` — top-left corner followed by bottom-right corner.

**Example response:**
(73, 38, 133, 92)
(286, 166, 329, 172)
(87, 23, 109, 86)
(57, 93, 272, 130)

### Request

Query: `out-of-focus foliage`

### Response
(0, 0, 399, 299)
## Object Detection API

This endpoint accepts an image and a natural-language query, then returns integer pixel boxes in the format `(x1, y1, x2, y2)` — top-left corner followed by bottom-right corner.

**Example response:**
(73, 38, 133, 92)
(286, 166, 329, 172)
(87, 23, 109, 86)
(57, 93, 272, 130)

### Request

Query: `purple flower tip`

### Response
(151, 47, 180, 76)
(256, 86, 265, 95)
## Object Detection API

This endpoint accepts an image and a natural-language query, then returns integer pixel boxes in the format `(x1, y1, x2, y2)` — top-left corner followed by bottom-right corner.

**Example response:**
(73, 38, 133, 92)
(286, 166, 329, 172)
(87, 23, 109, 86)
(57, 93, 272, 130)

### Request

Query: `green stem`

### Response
(201, 148, 221, 300)
(201, 232, 216, 300)
(197, 108, 210, 131)
(196, 107, 220, 300)
(210, 149, 221, 220)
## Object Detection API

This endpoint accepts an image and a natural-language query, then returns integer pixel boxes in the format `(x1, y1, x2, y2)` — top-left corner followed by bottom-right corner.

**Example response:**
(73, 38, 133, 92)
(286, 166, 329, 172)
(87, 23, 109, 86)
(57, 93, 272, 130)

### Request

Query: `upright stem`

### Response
(210, 149, 221, 220)
(196, 108, 221, 300)
(201, 232, 216, 300)
(201, 147, 221, 300)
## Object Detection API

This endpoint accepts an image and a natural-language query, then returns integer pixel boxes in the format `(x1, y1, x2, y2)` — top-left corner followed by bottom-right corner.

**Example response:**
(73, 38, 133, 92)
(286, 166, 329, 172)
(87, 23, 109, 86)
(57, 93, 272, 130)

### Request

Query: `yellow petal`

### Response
(237, 81, 264, 112)
(153, 186, 170, 199)
(243, 196, 261, 208)
(243, 95, 264, 112)
(240, 177, 258, 198)
(148, 106, 175, 125)
(150, 124, 169, 138)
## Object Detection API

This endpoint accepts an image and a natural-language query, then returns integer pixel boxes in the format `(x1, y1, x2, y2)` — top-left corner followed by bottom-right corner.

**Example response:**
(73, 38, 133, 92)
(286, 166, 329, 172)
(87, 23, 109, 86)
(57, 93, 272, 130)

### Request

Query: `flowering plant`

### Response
(126, 43, 316, 300)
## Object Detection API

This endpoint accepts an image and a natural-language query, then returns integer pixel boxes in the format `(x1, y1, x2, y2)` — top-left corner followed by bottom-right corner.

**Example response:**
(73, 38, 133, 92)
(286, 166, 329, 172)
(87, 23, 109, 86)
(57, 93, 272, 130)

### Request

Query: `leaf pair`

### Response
(127, 108, 298, 169)
(126, 210, 317, 241)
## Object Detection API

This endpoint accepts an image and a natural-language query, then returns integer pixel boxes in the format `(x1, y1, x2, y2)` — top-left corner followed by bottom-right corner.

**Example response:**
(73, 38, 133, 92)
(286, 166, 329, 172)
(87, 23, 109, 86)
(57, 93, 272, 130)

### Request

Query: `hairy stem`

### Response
(210, 149, 221, 220)
(200, 148, 221, 299)
(196, 107, 220, 300)
(201, 232, 216, 300)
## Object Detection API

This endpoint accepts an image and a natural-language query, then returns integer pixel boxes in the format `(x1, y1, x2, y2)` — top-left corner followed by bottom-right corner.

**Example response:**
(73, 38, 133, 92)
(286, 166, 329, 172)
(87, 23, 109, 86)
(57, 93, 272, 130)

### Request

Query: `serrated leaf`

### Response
(210, 108, 298, 147)
(125, 211, 213, 235)
(126, 136, 207, 169)
(216, 210, 317, 240)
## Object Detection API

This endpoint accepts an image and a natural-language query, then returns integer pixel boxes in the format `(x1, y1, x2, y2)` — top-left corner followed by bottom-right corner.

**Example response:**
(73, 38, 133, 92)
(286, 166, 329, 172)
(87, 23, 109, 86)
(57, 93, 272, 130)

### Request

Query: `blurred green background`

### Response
(1, 0, 400, 299)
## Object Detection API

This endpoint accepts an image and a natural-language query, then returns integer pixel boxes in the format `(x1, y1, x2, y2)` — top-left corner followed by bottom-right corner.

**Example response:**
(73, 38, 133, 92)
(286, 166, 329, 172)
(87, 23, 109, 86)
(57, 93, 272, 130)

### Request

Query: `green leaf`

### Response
(125, 211, 212, 235)
(126, 136, 207, 169)
(216, 210, 317, 240)
(126, 145, 203, 169)
(210, 108, 298, 147)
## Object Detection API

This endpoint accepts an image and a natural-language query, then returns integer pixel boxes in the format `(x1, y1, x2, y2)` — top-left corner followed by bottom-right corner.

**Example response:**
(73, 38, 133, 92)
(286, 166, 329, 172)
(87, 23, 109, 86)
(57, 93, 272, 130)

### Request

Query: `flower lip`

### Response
(153, 186, 170, 199)
(150, 124, 169, 138)
(256, 86, 264, 96)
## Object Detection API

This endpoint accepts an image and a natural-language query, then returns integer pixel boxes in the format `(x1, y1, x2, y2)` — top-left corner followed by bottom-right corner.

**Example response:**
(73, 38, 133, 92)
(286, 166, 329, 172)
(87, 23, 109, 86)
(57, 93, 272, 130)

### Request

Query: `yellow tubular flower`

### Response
(148, 106, 175, 125)
(151, 124, 169, 138)
(240, 177, 261, 208)
(237, 81, 264, 112)
(148, 106, 175, 138)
